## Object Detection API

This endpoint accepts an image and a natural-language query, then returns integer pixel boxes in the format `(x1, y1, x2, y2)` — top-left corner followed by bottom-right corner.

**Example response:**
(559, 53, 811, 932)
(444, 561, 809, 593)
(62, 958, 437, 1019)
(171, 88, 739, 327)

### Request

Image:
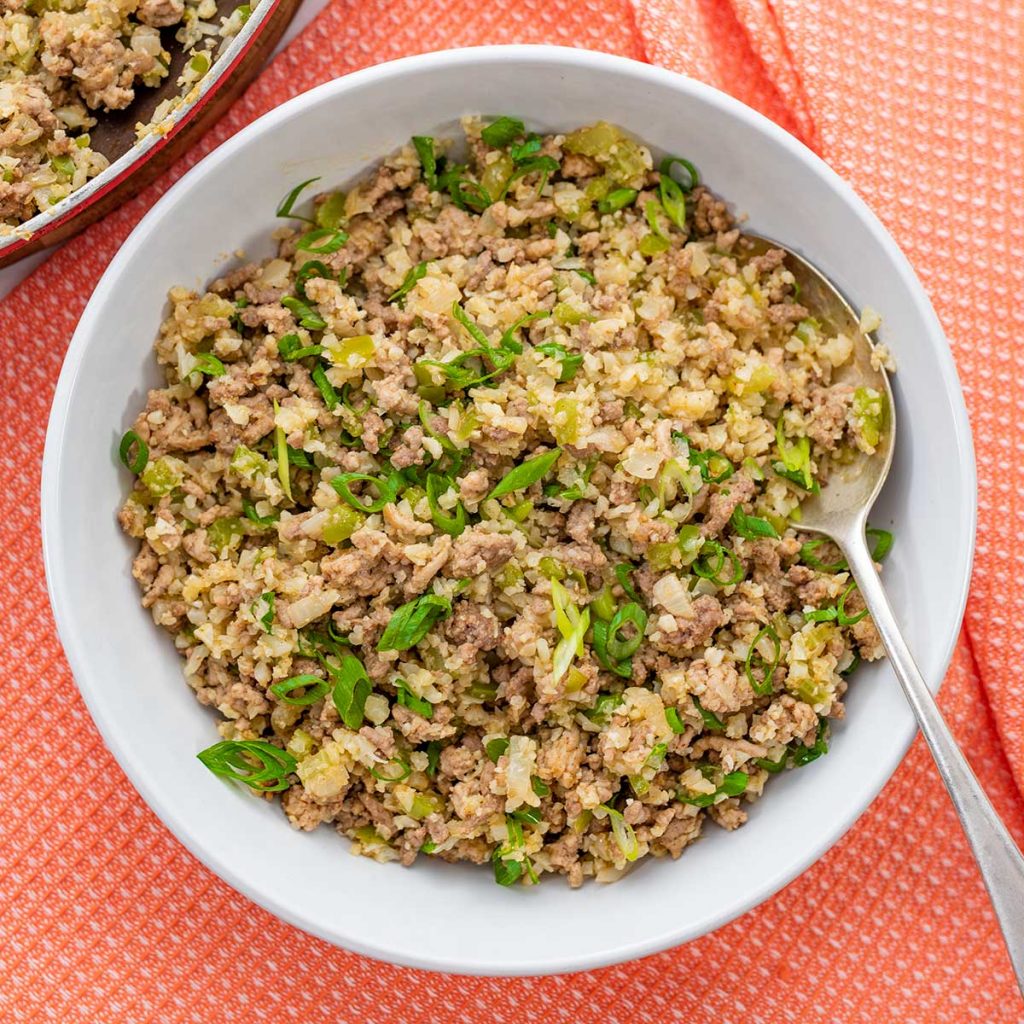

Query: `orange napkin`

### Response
(3, 1, 1023, 1020)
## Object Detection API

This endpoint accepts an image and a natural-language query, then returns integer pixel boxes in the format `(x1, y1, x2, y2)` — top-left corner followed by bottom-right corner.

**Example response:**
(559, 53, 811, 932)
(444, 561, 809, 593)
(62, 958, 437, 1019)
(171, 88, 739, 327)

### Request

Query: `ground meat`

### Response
(565, 502, 597, 544)
(749, 695, 818, 746)
(805, 383, 856, 451)
(653, 595, 724, 652)
(448, 527, 516, 577)
(701, 473, 757, 538)
(445, 602, 502, 651)
(390, 426, 427, 468)
(458, 468, 490, 505)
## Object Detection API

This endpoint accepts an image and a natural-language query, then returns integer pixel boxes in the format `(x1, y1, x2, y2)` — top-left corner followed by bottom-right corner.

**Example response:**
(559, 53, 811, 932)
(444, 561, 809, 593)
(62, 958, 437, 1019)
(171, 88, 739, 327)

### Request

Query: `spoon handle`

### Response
(842, 530, 1024, 993)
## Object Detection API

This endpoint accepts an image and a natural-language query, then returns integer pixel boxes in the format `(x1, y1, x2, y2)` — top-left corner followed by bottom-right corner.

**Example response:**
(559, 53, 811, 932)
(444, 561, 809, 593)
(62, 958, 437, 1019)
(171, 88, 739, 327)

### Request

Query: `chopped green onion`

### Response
(277, 333, 323, 361)
(665, 707, 686, 734)
(389, 261, 429, 305)
(191, 353, 226, 377)
(800, 538, 846, 572)
(488, 448, 561, 501)
(677, 524, 704, 565)
(550, 578, 591, 682)
(412, 136, 437, 189)
(614, 563, 641, 602)
(679, 769, 748, 807)
(505, 499, 533, 523)
(492, 847, 525, 886)
(295, 259, 329, 298)
(585, 692, 624, 724)
(311, 364, 339, 410)
(425, 740, 441, 776)
(745, 625, 781, 695)
(730, 506, 779, 540)
(774, 418, 817, 492)
(377, 594, 452, 652)
(511, 806, 542, 825)
(659, 155, 699, 191)
(681, 435, 734, 483)
(370, 757, 412, 783)
(575, 269, 597, 285)
(510, 135, 542, 162)
(505, 155, 559, 194)
(485, 737, 510, 763)
(282, 296, 326, 331)
(395, 681, 433, 719)
(296, 226, 349, 254)
(836, 580, 868, 626)
(270, 673, 329, 705)
(118, 430, 149, 474)
(535, 341, 583, 382)
(791, 719, 829, 766)
(425, 472, 467, 537)
(606, 602, 647, 661)
(597, 187, 638, 214)
(500, 310, 550, 354)
(531, 775, 550, 797)
(658, 174, 686, 232)
(804, 606, 838, 623)
(841, 652, 862, 677)
(867, 527, 894, 562)
(272, 399, 291, 501)
(692, 695, 725, 732)
(197, 739, 296, 792)
(285, 446, 313, 469)
(254, 591, 275, 632)
(645, 199, 669, 241)
(600, 804, 639, 862)
(481, 116, 525, 148)
(692, 541, 743, 586)
(276, 177, 320, 220)
(330, 654, 372, 730)
(331, 471, 398, 513)
(447, 177, 491, 212)
(591, 620, 633, 678)
(242, 499, 278, 526)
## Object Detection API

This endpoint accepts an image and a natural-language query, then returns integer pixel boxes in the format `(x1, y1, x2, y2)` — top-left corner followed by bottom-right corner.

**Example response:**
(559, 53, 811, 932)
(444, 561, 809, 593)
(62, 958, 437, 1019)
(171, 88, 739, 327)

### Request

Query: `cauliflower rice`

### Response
(116, 118, 891, 887)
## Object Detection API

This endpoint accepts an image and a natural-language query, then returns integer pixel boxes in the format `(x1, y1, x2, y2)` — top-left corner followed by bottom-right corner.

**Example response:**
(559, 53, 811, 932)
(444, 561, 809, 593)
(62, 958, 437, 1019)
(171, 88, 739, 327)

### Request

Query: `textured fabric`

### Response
(2, 1, 1023, 1020)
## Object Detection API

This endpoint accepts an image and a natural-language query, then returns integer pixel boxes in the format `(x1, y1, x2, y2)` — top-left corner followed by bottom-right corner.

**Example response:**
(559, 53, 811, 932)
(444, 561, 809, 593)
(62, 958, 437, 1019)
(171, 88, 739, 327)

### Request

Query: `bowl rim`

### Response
(42, 43, 978, 976)
(0, 0, 290, 260)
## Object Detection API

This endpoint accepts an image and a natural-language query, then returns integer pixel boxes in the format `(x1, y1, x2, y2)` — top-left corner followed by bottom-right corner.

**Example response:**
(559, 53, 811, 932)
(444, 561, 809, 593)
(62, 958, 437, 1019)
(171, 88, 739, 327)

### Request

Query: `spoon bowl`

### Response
(743, 234, 896, 534)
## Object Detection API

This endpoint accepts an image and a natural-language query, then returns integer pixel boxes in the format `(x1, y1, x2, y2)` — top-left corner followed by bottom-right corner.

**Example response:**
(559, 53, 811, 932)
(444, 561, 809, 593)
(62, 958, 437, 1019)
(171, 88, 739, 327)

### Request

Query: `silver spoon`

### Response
(745, 234, 1024, 992)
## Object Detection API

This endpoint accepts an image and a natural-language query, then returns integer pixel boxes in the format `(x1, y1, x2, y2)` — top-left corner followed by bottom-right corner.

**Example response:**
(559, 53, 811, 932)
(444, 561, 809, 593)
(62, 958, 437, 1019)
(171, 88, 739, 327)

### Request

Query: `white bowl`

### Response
(42, 45, 976, 976)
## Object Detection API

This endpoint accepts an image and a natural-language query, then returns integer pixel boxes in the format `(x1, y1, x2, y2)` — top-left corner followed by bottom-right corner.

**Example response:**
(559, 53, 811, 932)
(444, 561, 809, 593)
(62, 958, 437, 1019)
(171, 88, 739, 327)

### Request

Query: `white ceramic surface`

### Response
(42, 46, 977, 977)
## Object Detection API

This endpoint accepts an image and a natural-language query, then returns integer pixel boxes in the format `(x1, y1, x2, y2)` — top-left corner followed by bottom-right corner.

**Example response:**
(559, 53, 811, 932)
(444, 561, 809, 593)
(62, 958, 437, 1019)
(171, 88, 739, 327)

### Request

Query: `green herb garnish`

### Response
(730, 506, 779, 540)
(276, 177, 319, 221)
(481, 116, 525, 148)
(488, 448, 562, 501)
(377, 594, 452, 652)
(118, 430, 149, 474)
(389, 261, 430, 305)
(270, 673, 330, 705)
(331, 471, 399, 513)
(197, 740, 296, 792)
(535, 341, 583, 382)
(330, 654, 372, 729)
(396, 681, 433, 719)
(745, 624, 781, 695)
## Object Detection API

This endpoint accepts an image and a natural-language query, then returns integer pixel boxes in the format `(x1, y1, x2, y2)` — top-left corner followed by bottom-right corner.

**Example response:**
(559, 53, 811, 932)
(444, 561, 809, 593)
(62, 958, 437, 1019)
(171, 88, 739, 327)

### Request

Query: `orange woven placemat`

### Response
(2, 2, 1023, 1021)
